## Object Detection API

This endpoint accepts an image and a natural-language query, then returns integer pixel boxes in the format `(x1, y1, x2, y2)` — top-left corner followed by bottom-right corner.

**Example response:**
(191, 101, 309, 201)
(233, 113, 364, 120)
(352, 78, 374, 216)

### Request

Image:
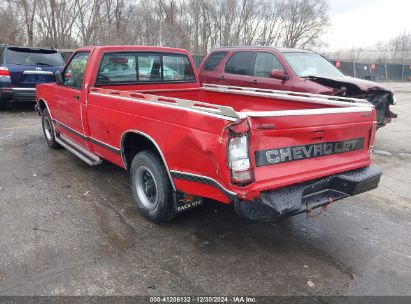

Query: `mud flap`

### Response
(234, 166, 382, 221)
(173, 192, 203, 213)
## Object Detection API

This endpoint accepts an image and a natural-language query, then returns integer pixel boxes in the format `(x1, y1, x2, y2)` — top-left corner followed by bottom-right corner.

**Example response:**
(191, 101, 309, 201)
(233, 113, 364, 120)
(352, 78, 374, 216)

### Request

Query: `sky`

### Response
(323, 0, 411, 50)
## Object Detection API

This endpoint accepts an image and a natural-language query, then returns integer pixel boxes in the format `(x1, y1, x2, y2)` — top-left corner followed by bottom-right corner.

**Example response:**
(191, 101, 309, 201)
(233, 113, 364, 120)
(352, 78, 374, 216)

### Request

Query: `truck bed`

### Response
(94, 83, 372, 117)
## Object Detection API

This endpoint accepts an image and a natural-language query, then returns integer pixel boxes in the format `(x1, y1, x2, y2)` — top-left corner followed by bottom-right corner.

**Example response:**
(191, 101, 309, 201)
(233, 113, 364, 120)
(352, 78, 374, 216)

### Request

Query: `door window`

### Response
(224, 52, 254, 76)
(203, 52, 227, 71)
(63, 52, 89, 89)
(253, 52, 284, 78)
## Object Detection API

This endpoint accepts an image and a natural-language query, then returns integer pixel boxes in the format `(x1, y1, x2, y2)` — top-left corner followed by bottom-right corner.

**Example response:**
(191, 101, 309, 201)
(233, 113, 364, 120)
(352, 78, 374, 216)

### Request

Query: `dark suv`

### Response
(0, 45, 65, 110)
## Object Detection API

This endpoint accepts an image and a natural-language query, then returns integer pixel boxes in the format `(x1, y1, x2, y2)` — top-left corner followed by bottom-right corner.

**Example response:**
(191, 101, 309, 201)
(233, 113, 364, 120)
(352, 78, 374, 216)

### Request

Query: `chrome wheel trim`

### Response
(44, 117, 53, 142)
(135, 166, 159, 210)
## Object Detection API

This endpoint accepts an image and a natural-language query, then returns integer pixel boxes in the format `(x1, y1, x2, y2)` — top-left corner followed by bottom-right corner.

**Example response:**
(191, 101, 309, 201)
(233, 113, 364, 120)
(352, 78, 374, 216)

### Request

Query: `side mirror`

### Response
(270, 69, 288, 80)
(55, 70, 63, 85)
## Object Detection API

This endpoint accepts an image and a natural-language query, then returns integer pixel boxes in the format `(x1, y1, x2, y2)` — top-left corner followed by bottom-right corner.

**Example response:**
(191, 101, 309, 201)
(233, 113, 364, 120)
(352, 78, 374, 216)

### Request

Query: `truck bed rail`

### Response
(90, 86, 373, 121)
(202, 84, 371, 108)
(90, 87, 240, 120)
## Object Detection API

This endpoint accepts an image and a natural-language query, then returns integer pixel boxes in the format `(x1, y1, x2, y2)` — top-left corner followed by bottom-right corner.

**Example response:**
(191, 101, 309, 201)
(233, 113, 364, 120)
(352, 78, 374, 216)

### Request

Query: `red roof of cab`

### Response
(75, 45, 192, 56)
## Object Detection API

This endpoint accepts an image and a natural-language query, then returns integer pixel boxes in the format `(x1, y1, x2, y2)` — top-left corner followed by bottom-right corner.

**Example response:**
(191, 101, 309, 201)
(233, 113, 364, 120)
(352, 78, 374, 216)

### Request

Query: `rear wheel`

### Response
(130, 150, 175, 223)
(41, 108, 60, 148)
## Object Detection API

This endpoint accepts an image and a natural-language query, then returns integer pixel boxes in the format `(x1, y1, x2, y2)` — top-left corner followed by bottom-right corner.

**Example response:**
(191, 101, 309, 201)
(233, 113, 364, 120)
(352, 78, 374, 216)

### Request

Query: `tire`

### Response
(130, 150, 175, 223)
(41, 108, 60, 148)
(0, 98, 8, 110)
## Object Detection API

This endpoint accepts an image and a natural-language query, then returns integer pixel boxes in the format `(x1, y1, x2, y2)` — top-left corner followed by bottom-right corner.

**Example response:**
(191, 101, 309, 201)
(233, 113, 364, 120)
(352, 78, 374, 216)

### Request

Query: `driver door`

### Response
(250, 52, 292, 91)
(52, 52, 89, 146)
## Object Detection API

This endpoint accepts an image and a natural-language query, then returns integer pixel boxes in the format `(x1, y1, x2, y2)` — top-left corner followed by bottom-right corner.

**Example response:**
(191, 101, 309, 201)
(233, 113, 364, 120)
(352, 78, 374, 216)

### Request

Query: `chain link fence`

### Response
(329, 60, 411, 82)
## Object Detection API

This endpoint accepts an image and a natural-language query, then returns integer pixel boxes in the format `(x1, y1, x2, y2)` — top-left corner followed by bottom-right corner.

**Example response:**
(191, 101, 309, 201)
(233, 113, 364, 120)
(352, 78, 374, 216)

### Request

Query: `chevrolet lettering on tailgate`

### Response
(255, 138, 365, 167)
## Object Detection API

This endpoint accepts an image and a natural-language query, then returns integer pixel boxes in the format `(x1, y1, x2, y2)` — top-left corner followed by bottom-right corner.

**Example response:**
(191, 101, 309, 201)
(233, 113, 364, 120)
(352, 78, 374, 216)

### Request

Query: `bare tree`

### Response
(35, 0, 79, 48)
(11, 0, 37, 46)
(0, 0, 332, 52)
(390, 31, 411, 62)
(280, 0, 329, 48)
(0, 1, 24, 45)
(257, 0, 283, 46)
(76, 0, 102, 45)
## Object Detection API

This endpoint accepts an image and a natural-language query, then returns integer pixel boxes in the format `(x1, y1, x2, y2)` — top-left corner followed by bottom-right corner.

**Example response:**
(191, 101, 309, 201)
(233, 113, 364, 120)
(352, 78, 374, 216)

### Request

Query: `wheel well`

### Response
(38, 99, 47, 114)
(122, 132, 163, 170)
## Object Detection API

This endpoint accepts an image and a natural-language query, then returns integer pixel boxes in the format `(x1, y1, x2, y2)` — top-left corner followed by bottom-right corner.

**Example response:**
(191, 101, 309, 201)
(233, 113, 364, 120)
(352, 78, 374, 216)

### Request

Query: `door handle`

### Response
(311, 130, 325, 140)
(249, 79, 258, 84)
(217, 75, 225, 80)
(73, 95, 80, 100)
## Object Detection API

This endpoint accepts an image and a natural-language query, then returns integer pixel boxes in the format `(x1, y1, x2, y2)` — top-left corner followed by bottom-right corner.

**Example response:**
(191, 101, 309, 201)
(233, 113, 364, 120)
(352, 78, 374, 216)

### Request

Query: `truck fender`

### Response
(37, 98, 53, 117)
(120, 130, 176, 191)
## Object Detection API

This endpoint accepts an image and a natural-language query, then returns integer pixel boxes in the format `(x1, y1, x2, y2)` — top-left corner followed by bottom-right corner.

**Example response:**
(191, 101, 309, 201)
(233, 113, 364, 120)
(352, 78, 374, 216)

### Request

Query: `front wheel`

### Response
(130, 150, 175, 223)
(41, 108, 60, 148)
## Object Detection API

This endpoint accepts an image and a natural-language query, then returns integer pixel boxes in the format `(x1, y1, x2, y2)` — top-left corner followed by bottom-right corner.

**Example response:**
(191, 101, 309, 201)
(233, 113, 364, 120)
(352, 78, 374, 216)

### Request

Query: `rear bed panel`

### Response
(241, 110, 375, 200)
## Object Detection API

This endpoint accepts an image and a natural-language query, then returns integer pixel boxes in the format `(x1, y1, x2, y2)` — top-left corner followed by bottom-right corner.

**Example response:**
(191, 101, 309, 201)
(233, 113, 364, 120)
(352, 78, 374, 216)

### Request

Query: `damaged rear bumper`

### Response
(234, 166, 382, 220)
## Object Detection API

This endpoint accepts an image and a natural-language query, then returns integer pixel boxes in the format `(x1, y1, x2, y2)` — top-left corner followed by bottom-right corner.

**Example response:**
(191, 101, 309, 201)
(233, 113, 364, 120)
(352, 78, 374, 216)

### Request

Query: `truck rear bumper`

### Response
(0, 87, 36, 102)
(234, 166, 382, 220)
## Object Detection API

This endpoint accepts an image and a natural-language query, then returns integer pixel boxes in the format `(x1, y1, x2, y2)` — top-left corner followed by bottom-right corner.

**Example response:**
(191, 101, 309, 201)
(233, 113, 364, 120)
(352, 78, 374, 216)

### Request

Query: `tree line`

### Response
(0, 0, 329, 54)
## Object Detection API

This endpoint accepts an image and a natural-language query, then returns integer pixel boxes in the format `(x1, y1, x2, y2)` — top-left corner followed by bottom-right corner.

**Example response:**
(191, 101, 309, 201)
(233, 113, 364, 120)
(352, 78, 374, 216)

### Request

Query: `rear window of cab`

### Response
(96, 52, 195, 85)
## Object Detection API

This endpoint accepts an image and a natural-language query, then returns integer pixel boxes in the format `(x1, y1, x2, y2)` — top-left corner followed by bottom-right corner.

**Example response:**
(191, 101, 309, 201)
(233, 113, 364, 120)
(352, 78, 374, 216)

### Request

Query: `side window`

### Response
(63, 52, 89, 89)
(225, 52, 254, 76)
(203, 52, 227, 71)
(254, 52, 284, 78)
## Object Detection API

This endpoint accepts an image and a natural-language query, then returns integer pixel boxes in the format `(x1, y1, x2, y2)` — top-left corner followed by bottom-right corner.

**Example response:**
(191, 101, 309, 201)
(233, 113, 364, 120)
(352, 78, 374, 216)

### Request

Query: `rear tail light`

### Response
(228, 120, 254, 184)
(0, 67, 10, 78)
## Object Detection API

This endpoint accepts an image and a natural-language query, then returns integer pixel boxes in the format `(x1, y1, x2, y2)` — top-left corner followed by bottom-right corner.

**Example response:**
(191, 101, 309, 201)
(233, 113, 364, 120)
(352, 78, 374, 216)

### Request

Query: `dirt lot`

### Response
(0, 83, 410, 296)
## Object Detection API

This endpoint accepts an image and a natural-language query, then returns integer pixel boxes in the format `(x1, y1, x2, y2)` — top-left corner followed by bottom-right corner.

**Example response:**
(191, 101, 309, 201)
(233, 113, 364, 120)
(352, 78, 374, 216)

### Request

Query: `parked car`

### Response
(0, 45, 65, 110)
(199, 47, 397, 128)
(36, 46, 381, 223)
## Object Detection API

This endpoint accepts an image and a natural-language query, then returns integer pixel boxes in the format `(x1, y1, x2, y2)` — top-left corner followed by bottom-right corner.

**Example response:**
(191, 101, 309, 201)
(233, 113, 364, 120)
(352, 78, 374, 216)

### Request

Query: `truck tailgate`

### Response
(247, 107, 375, 193)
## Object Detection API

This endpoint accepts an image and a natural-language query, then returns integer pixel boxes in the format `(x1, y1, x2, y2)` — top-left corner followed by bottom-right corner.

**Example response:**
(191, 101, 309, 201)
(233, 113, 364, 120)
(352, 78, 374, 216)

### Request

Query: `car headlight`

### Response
(392, 94, 397, 105)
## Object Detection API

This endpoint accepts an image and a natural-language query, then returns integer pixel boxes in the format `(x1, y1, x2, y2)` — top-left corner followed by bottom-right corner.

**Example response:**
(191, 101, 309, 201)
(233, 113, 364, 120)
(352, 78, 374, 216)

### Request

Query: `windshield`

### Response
(283, 52, 343, 78)
(6, 48, 64, 67)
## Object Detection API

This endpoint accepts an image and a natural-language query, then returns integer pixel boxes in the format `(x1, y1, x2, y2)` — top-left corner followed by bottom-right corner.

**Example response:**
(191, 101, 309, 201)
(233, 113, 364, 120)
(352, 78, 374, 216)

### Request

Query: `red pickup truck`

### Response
(36, 46, 382, 223)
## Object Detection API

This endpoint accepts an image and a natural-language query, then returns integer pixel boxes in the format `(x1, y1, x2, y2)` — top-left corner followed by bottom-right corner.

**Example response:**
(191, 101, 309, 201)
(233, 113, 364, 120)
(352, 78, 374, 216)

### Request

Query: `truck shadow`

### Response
(2, 102, 36, 112)
(85, 160, 356, 285)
